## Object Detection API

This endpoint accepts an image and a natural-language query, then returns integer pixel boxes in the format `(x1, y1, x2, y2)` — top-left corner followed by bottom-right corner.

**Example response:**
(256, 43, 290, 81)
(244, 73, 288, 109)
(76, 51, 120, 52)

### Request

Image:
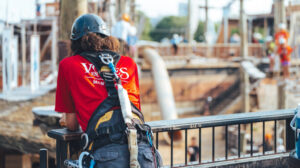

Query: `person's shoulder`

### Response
(119, 55, 135, 63)
(118, 56, 136, 66)
(59, 55, 83, 68)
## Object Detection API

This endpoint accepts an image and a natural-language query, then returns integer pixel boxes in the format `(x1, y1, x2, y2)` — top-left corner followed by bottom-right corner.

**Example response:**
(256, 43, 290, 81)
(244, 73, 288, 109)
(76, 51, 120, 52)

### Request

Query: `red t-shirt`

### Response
(55, 55, 140, 131)
(277, 46, 293, 63)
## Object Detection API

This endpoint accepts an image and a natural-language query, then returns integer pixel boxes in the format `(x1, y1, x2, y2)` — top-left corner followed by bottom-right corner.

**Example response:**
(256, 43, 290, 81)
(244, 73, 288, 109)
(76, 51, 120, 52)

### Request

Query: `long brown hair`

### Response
(70, 33, 120, 55)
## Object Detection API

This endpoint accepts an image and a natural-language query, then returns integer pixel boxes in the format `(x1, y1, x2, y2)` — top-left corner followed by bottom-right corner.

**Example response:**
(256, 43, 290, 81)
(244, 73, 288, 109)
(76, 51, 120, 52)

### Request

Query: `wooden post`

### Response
(59, 0, 87, 41)
(273, 0, 286, 33)
(205, 0, 208, 43)
(30, 35, 40, 92)
(58, 0, 87, 60)
(130, 0, 136, 23)
(11, 36, 19, 89)
(264, 15, 268, 37)
(240, 0, 250, 113)
(186, 0, 193, 43)
(21, 24, 27, 86)
(5, 154, 32, 168)
(277, 80, 287, 154)
(240, 0, 250, 154)
(2, 27, 12, 94)
(223, 8, 229, 43)
(117, 0, 126, 17)
(51, 19, 58, 76)
(240, 0, 248, 60)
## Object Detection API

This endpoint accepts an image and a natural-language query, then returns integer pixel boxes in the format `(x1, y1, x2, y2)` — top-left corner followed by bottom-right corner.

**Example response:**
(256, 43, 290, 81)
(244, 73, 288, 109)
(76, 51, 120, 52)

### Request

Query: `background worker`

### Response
(111, 13, 137, 56)
(188, 137, 199, 162)
(57, 14, 161, 167)
(171, 34, 181, 55)
(275, 23, 289, 46)
(277, 37, 293, 79)
(264, 134, 273, 151)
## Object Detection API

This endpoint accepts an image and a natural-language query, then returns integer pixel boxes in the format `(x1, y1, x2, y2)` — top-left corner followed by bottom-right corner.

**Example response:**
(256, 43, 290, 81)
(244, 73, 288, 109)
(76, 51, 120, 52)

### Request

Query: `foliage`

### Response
(137, 11, 153, 41)
(194, 22, 221, 42)
(230, 28, 239, 36)
(150, 16, 187, 42)
(194, 21, 205, 42)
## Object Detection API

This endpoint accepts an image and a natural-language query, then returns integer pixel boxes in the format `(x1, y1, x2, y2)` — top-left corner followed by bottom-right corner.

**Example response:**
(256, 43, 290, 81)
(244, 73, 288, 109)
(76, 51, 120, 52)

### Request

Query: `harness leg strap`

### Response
(127, 128, 140, 168)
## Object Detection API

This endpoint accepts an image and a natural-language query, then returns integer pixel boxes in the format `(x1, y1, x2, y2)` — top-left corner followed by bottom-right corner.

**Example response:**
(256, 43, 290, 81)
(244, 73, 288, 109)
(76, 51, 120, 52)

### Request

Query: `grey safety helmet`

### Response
(70, 14, 110, 40)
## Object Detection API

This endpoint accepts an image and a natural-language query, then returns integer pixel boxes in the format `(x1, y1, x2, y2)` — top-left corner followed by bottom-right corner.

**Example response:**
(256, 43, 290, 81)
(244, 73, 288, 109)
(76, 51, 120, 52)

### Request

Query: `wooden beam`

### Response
(5, 154, 32, 168)
(59, 0, 87, 41)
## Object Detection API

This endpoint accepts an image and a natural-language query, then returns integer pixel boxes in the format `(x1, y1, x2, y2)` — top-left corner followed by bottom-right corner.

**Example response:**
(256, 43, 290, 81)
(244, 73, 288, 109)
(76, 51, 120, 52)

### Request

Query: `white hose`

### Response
(142, 48, 181, 145)
(142, 48, 178, 120)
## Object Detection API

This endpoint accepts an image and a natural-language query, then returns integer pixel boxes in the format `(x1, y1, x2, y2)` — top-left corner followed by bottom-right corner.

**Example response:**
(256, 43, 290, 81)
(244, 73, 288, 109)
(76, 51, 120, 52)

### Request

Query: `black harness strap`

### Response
(80, 50, 145, 151)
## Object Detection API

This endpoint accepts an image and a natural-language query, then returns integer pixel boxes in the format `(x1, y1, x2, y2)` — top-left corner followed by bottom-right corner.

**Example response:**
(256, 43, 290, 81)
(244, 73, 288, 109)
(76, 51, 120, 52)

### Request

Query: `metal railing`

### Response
(142, 43, 264, 58)
(150, 109, 295, 167)
(43, 108, 295, 168)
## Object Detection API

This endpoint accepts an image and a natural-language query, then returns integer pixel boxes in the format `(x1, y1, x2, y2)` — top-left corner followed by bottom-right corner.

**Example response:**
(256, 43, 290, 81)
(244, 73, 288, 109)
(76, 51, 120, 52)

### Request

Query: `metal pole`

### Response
(21, 24, 27, 86)
(40, 148, 48, 168)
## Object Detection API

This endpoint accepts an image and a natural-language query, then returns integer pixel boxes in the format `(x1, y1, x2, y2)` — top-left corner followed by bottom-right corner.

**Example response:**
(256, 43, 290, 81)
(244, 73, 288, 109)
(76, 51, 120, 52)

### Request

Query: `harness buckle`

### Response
(99, 53, 113, 65)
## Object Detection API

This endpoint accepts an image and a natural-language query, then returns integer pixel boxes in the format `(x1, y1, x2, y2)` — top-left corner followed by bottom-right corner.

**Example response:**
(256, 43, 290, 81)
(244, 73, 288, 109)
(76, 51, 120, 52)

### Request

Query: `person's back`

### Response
(56, 53, 140, 131)
(56, 14, 162, 168)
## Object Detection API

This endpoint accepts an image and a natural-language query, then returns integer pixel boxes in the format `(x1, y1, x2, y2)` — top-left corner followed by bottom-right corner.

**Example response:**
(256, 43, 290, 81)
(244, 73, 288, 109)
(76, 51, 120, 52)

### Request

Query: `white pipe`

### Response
(142, 48, 178, 121)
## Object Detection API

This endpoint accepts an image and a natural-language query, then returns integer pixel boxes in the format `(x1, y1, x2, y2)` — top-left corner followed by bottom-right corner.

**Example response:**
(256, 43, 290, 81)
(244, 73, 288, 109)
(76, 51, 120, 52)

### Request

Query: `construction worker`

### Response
(171, 34, 181, 55)
(275, 23, 289, 46)
(264, 134, 273, 151)
(111, 13, 137, 56)
(188, 137, 199, 162)
(277, 37, 293, 79)
(56, 14, 161, 167)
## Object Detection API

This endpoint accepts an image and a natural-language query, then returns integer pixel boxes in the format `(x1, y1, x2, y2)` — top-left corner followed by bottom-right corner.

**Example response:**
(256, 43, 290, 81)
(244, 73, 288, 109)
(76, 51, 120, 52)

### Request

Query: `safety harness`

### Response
(64, 50, 159, 168)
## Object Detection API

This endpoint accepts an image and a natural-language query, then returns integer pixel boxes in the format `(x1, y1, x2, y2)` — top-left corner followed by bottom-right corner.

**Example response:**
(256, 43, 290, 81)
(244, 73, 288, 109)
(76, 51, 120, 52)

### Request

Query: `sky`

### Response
(0, 0, 288, 23)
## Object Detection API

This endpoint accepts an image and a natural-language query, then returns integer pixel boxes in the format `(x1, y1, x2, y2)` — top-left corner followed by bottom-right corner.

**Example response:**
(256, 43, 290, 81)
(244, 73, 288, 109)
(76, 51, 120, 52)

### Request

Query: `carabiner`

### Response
(99, 53, 113, 65)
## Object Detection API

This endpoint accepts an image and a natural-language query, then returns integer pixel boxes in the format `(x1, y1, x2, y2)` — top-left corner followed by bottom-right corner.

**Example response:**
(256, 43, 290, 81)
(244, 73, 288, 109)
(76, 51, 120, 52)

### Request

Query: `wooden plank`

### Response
(5, 154, 31, 168)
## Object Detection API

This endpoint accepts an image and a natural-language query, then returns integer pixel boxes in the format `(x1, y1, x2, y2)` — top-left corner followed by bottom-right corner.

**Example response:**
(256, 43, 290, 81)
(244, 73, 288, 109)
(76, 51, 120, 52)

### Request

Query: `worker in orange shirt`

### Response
(275, 23, 289, 46)
(277, 37, 293, 79)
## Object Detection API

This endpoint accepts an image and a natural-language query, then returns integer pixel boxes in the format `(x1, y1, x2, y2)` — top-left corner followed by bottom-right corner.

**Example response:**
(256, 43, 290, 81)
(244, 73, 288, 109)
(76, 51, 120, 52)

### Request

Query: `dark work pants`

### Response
(93, 142, 163, 168)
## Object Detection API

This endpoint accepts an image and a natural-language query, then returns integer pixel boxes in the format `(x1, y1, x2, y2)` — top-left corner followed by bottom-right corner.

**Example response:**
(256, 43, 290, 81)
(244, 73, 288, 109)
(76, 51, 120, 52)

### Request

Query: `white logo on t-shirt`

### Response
(81, 63, 129, 85)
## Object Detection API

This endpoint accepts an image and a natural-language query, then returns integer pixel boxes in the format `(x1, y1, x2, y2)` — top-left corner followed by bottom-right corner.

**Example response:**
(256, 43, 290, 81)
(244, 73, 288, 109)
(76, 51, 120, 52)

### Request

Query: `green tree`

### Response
(150, 16, 187, 42)
(194, 21, 205, 42)
(137, 11, 152, 41)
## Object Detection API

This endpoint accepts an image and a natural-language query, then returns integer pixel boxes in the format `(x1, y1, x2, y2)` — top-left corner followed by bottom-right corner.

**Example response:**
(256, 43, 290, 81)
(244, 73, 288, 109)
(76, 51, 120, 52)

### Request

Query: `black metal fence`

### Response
(150, 109, 295, 167)
(43, 109, 295, 168)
